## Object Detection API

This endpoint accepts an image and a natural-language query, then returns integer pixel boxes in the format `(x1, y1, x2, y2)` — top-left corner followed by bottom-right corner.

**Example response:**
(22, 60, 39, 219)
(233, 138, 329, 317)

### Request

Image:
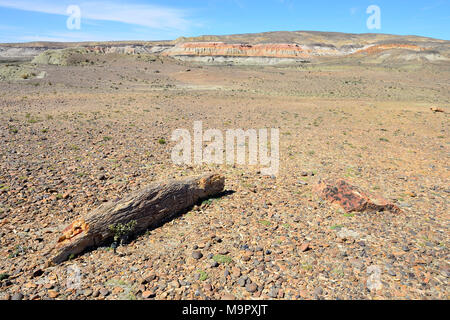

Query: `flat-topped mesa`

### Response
(164, 42, 335, 59)
(84, 45, 172, 55)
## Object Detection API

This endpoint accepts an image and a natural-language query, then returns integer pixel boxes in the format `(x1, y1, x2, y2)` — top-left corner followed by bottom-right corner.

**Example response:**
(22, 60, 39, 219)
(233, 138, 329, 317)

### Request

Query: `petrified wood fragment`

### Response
(314, 179, 401, 213)
(47, 173, 225, 264)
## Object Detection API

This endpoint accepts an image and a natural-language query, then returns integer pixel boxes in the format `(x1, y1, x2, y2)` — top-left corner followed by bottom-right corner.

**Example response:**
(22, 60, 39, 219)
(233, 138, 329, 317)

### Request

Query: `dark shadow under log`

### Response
(47, 173, 225, 265)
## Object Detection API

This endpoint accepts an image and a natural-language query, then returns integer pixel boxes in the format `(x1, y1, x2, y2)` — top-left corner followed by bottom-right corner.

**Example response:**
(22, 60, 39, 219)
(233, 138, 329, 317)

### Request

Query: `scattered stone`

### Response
(237, 278, 246, 287)
(48, 290, 59, 298)
(314, 287, 323, 296)
(142, 274, 157, 284)
(242, 254, 251, 262)
(99, 288, 110, 297)
(11, 292, 24, 300)
(299, 242, 310, 252)
(112, 287, 124, 295)
(245, 283, 258, 293)
(231, 267, 241, 278)
(84, 289, 93, 297)
(142, 290, 155, 299)
(192, 251, 203, 260)
(337, 228, 359, 240)
(268, 287, 278, 298)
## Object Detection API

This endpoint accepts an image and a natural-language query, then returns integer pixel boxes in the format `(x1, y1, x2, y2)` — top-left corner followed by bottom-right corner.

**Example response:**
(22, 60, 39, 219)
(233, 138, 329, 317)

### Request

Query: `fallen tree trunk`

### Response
(47, 173, 225, 265)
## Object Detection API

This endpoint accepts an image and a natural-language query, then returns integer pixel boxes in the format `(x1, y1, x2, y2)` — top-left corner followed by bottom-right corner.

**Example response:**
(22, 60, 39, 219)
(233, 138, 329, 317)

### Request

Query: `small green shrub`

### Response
(109, 220, 137, 245)
(9, 126, 18, 134)
(0, 273, 10, 281)
(197, 270, 208, 281)
(212, 255, 232, 264)
(259, 220, 271, 226)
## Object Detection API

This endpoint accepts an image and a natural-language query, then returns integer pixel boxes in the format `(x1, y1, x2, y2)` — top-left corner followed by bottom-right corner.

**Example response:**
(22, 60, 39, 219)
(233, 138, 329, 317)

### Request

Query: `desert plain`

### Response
(0, 31, 449, 300)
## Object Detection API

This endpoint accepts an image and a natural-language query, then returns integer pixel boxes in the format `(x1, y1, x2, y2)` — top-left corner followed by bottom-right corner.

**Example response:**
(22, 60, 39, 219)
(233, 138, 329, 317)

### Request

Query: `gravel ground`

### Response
(0, 54, 448, 300)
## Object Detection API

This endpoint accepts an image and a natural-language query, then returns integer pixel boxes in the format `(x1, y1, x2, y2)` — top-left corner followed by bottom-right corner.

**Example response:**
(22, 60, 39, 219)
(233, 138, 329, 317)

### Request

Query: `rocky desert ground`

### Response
(0, 31, 448, 300)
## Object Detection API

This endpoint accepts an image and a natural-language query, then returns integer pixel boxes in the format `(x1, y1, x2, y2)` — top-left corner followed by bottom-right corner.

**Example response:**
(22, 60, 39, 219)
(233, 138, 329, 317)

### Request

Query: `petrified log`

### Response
(314, 179, 401, 213)
(47, 173, 225, 265)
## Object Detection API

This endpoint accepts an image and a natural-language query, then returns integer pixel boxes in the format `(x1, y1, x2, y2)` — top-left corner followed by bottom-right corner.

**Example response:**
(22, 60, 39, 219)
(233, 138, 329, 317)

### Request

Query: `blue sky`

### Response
(0, 0, 448, 43)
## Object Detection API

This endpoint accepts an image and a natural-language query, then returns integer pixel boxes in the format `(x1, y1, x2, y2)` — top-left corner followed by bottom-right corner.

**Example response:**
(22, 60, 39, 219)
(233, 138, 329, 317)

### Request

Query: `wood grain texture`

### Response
(47, 173, 225, 264)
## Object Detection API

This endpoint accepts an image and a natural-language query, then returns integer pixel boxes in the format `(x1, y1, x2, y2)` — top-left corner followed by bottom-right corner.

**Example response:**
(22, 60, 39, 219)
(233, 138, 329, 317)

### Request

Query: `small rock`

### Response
(99, 288, 110, 297)
(203, 283, 212, 292)
(237, 278, 246, 287)
(314, 287, 323, 296)
(43, 283, 54, 290)
(268, 287, 278, 298)
(242, 255, 251, 262)
(245, 283, 258, 293)
(221, 293, 235, 300)
(171, 280, 181, 289)
(142, 290, 155, 299)
(192, 251, 203, 260)
(299, 242, 310, 252)
(11, 292, 24, 300)
(48, 290, 59, 298)
(112, 287, 124, 295)
(142, 274, 157, 284)
(84, 289, 93, 297)
(231, 267, 241, 278)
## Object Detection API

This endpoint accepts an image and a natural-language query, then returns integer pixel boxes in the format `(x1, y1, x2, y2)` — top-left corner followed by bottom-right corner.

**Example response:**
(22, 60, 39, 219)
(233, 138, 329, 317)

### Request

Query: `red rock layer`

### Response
(354, 43, 425, 55)
(165, 42, 313, 58)
(164, 42, 426, 59)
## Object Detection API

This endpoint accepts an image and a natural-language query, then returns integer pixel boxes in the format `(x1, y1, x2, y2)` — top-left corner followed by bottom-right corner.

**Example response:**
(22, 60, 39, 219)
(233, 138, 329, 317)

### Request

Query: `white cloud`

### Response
(0, 0, 193, 31)
(15, 29, 183, 42)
